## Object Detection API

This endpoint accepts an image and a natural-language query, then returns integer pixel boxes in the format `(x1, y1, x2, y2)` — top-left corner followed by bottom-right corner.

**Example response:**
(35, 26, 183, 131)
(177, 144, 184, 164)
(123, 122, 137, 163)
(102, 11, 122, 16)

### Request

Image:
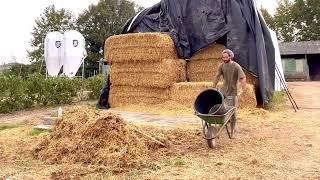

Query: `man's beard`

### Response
(223, 59, 231, 63)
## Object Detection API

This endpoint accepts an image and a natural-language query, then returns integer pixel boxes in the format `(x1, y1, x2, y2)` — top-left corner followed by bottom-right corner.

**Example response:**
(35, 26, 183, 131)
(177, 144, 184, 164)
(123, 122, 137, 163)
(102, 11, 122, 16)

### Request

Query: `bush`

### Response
(26, 73, 51, 105)
(0, 74, 105, 113)
(0, 75, 30, 113)
(85, 74, 105, 99)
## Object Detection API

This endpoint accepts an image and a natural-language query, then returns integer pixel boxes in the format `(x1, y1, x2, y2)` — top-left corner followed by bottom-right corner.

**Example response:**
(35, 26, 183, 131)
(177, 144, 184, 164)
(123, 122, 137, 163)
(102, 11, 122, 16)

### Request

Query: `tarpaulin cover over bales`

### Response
(122, 0, 275, 106)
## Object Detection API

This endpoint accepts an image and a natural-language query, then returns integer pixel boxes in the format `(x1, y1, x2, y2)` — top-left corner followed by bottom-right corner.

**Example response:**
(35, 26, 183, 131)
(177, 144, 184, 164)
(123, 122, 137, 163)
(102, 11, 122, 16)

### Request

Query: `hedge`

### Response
(0, 74, 105, 113)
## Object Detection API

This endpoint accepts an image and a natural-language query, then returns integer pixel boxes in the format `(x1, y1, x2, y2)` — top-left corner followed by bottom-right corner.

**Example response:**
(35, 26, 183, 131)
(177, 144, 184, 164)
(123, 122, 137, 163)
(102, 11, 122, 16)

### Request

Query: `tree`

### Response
(76, 0, 138, 77)
(260, 7, 276, 30)
(273, 0, 295, 42)
(297, 0, 320, 41)
(28, 5, 75, 63)
(260, 0, 320, 42)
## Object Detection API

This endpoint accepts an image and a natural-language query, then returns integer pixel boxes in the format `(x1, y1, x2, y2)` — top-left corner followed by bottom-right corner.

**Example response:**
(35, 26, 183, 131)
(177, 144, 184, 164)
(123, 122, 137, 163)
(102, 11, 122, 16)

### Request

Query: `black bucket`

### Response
(194, 89, 226, 115)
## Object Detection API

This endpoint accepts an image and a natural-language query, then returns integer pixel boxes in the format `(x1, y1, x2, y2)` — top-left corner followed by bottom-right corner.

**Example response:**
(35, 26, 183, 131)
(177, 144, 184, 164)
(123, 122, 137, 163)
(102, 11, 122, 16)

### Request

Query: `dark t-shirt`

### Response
(213, 61, 245, 96)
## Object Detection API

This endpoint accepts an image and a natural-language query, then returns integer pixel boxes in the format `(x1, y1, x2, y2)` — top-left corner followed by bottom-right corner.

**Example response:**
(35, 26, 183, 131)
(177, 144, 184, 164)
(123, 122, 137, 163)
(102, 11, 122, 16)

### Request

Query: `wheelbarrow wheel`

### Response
(206, 125, 216, 148)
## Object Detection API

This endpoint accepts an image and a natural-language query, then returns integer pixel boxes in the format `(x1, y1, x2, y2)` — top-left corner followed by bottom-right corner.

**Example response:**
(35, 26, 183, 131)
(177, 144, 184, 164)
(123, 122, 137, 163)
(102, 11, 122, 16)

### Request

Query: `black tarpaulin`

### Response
(121, 0, 275, 106)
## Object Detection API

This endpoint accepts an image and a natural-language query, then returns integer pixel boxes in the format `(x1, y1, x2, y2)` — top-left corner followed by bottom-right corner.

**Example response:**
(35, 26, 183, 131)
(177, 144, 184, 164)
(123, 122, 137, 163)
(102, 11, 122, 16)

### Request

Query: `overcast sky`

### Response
(0, 0, 277, 64)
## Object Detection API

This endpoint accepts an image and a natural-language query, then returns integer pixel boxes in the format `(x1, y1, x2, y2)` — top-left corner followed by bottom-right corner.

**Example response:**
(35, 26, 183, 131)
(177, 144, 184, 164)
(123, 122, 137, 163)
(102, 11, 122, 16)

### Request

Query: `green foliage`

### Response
(260, 0, 320, 42)
(272, 91, 286, 105)
(28, 5, 75, 63)
(29, 128, 50, 136)
(0, 75, 30, 113)
(260, 8, 276, 31)
(0, 74, 104, 113)
(25, 73, 51, 105)
(76, 0, 138, 77)
(47, 77, 78, 104)
(0, 124, 19, 131)
(173, 158, 185, 166)
(2, 63, 42, 78)
(85, 74, 105, 99)
(264, 91, 286, 110)
(28, 1, 141, 76)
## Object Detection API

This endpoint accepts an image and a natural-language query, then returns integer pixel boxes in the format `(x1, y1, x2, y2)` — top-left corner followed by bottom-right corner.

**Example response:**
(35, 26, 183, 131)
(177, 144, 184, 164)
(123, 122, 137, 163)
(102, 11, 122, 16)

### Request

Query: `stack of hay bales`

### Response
(105, 33, 186, 107)
(105, 33, 257, 109)
(176, 43, 258, 109)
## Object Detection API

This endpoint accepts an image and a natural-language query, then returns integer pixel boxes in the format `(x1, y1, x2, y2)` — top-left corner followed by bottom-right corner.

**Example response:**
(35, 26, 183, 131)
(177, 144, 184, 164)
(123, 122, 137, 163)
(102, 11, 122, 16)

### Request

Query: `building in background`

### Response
(280, 41, 320, 81)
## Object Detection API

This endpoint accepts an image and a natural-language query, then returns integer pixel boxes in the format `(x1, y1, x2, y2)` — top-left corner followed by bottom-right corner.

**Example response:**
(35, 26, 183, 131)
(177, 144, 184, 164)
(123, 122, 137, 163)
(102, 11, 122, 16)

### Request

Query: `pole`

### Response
(275, 65, 299, 109)
(275, 65, 298, 111)
(275, 66, 296, 112)
(82, 60, 85, 79)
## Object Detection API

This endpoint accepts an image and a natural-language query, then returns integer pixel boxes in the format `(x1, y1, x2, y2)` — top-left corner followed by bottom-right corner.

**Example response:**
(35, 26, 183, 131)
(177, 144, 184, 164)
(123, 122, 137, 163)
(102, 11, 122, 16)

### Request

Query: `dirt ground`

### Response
(0, 82, 320, 179)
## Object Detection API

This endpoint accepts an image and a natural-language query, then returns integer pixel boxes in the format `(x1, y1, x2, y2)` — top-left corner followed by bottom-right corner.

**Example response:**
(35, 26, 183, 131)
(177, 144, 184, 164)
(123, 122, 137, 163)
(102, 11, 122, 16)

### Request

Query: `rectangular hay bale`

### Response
(187, 58, 221, 82)
(190, 43, 225, 60)
(110, 59, 186, 88)
(170, 82, 213, 107)
(109, 85, 170, 107)
(105, 33, 178, 63)
(187, 59, 257, 85)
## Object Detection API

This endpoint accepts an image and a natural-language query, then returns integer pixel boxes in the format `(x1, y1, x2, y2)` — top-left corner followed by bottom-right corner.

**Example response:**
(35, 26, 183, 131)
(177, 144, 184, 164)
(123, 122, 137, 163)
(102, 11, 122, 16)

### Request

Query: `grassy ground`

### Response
(0, 97, 319, 179)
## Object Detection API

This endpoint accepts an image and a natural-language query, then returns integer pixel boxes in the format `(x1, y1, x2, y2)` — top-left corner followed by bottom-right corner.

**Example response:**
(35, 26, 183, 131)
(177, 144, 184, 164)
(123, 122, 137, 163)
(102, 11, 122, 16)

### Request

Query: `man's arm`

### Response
(213, 64, 222, 88)
(238, 66, 246, 95)
(239, 77, 246, 95)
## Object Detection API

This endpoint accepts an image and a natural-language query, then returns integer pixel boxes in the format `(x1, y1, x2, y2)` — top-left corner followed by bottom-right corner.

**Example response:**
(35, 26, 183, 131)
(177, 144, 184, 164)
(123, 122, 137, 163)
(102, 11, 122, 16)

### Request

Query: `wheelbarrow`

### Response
(194, 89, 237, 148)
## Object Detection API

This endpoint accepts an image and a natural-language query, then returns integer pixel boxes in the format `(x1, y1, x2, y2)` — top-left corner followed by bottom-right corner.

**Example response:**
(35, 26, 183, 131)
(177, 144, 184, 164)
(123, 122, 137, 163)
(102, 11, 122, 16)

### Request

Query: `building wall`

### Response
(281, 57, 310, 81)
(307, 54, 320, 81)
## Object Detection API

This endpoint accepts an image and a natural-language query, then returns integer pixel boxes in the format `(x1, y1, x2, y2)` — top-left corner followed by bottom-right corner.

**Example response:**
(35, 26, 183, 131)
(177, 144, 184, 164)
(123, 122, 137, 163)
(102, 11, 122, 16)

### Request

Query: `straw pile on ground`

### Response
(170, 82, 257, 109)
(106, 33, 186, 107)
(32, 107, 170, 170)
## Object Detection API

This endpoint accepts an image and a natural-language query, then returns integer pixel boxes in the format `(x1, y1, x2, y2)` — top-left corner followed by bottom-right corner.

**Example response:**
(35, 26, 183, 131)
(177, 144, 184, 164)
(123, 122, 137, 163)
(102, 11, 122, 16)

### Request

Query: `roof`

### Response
(279, 41, 320, 55)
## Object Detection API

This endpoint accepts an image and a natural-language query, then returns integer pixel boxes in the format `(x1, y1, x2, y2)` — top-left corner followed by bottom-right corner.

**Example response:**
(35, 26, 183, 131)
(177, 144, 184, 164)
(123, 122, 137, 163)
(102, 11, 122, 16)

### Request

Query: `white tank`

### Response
(269, 29, 285, 91)
(63, 30, 87, 77)
(44, 32, 64, 77)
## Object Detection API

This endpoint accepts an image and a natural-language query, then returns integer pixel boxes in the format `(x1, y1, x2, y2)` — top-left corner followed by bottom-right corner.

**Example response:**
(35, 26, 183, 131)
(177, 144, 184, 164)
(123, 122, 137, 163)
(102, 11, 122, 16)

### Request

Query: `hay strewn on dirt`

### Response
(32, 107, 151, 169)
(111, 59, 186, 88)
(110, 86, 170, 107)
(170, 82, 257, 109)
(105, 33, 178, 63)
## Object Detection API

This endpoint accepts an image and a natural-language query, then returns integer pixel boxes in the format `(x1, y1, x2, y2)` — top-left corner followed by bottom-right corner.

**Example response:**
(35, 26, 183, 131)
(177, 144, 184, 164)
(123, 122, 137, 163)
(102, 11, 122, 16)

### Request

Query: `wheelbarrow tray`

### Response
(195, 106, 236, 125)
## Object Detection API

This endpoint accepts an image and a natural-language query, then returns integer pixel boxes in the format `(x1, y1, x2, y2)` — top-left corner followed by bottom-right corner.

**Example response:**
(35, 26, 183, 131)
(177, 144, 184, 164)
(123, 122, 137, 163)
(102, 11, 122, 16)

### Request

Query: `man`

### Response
(213, 49, 246, 135)
(213, 49, 246, 106)
(96, 60, 111, 109)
